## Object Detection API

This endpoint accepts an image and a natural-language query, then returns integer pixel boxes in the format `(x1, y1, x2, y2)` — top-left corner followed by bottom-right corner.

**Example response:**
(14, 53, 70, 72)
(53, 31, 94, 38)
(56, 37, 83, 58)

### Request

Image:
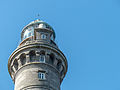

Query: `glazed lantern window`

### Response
(22, 27, 34, 40)
(41, 34, 47, 39)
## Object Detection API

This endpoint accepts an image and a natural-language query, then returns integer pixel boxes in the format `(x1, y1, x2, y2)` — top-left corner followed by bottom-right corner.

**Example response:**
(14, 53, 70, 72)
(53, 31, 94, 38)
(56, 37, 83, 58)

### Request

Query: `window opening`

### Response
(38, 72, 45, 79)
(40, 55, 45, 63)
(41, 34, 47, 39)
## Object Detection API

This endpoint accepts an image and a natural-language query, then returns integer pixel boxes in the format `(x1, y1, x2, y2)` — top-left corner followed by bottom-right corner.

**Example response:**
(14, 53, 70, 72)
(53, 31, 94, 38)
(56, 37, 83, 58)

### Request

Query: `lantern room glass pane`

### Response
(41, 34, 47, 39)
(22, 27, 34, 40)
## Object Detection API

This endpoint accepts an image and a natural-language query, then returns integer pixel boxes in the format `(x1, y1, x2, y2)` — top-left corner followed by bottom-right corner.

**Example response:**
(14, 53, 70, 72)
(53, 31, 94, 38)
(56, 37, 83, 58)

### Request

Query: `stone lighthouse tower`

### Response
(8, 19, 68, 90)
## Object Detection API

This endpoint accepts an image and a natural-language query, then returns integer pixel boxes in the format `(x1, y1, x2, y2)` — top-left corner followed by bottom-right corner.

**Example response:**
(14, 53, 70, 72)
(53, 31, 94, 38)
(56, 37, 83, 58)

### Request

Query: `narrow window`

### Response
(38, 72, 45, 79)
(29, 50, 36, 62)
(40, 55, 45, 63)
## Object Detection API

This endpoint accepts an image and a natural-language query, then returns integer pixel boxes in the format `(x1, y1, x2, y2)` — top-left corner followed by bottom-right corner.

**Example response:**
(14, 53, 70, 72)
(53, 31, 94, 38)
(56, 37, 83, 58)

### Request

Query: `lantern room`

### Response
(20, 19, 55, 45)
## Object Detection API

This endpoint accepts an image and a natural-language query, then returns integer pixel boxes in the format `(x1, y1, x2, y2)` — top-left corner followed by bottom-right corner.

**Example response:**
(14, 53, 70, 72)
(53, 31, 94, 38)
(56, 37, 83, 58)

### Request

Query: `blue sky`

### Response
(0, 0, 120, 90)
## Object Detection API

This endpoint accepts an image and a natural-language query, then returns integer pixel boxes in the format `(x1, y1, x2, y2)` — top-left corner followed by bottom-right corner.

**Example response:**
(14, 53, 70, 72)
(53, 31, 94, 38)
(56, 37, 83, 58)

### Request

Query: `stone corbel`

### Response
(36, 51, 40, 62)
(17, 58, 22, 69)
(12, 65, 17, 73)
(53, 58, 58, 66)
(26, 54, 30, 63)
